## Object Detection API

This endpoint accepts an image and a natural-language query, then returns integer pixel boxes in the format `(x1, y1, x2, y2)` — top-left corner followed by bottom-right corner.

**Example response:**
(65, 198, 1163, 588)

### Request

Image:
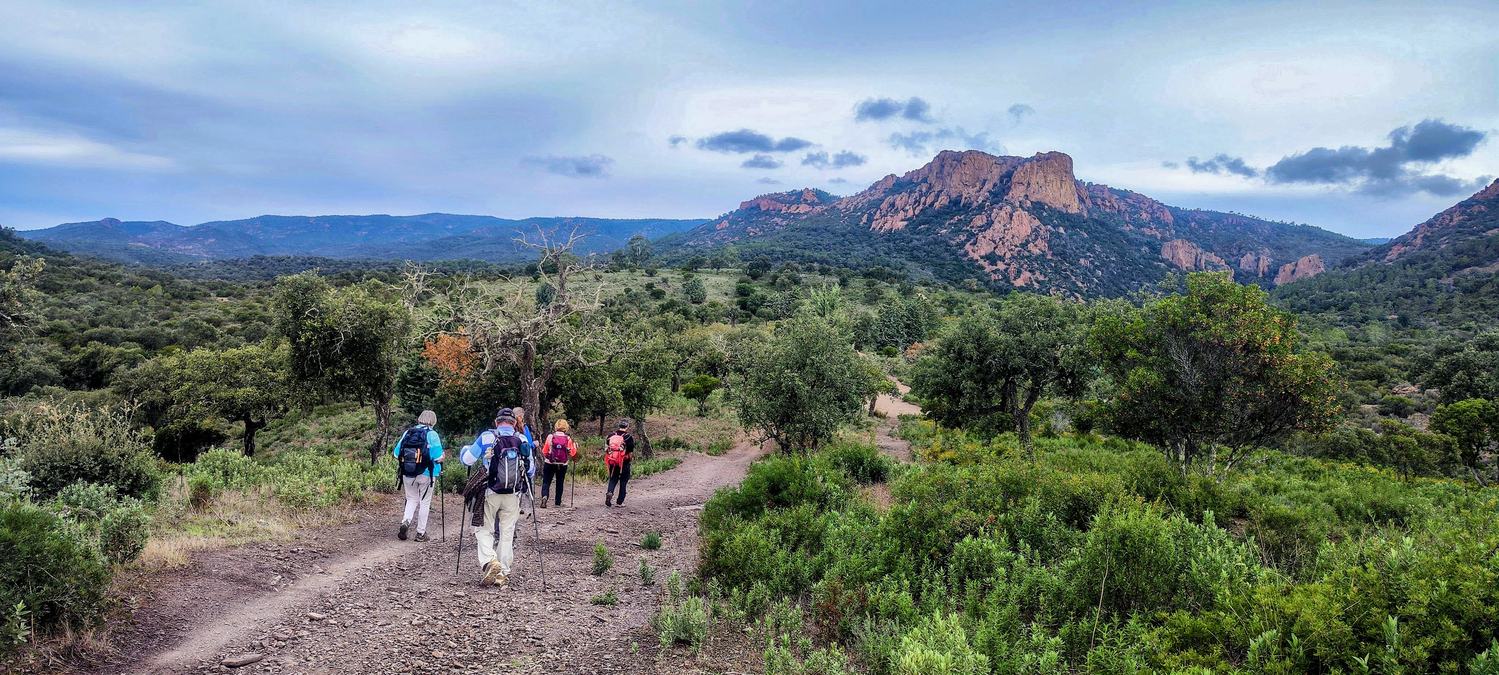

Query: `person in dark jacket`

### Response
(604, 419, 635, 507)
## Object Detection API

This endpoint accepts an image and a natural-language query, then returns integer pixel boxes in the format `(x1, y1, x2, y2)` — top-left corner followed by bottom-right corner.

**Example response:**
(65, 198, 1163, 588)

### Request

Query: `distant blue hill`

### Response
(19, 213, 709, 265)
(1359, 237, 1393, 245)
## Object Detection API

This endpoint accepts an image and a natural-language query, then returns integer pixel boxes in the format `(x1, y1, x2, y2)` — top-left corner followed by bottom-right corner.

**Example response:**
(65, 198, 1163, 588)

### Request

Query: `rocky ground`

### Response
(76, 440, 765, 675)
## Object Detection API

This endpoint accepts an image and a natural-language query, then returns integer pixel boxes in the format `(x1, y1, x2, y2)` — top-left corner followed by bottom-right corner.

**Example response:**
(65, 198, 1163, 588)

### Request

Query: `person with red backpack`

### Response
(538, 419, 577, 509)
(604, 419, 635, 508)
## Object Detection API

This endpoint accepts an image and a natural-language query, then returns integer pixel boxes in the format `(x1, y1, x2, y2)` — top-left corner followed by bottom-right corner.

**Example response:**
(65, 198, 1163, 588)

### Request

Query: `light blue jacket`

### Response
(391, 425, 445, 478)
(461, 424, 535, 477)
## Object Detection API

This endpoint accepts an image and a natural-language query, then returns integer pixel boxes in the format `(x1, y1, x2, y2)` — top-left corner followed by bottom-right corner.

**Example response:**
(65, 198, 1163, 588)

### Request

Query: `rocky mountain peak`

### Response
(1380, 178, 1499, 262)
(1004, 151, 1084, 214)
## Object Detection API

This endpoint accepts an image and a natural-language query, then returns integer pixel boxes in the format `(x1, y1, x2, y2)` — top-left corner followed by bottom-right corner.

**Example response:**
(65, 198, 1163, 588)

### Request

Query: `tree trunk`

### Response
(1014, 386, 1041, 459)
(868, 395, 878, 417)
(242, 417, 263, 457)
(671, 368, 682, 394)
(519, 343, 543, 440)
(370, 393, 392, 465)
(636, 415, 652, 459)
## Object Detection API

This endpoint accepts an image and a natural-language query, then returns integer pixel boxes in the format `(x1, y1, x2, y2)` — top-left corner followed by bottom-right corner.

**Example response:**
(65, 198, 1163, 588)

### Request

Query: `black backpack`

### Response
(398, 426, 433, 478)
(486, 433, 527, 494)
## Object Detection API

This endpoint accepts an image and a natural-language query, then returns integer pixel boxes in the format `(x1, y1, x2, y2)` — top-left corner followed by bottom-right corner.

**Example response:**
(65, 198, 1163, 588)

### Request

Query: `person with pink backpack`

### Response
(604, 419, 635, 507)
(538, 419, 577, 509)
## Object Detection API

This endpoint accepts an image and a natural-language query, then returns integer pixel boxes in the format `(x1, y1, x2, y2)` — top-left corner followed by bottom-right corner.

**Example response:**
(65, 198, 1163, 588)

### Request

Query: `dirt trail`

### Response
(872, 382, 920, 463)
(88, 441, 763, 675)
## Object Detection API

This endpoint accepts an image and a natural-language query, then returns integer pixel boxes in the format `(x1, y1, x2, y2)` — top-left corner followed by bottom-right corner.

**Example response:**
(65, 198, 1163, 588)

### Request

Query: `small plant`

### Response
(590, 590, 619, 606)
(592, 540, 614, 576)
(639, 556, 656, 586)
(653, 570, 709, 651)
(705, 438, 733, 456)
(641, 531, 663, 550)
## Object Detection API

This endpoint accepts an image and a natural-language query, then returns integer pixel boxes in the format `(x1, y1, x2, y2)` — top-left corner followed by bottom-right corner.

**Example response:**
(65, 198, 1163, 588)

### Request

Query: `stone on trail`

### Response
(222, 652, 265, 668)
(306, 612, 327, 621)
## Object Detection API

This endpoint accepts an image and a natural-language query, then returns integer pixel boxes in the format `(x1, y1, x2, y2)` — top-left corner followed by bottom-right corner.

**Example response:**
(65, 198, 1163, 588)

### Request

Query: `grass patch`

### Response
(590, 590, 619, 606)
(641, 531, 662, 550)
(639, 557, 656, 586)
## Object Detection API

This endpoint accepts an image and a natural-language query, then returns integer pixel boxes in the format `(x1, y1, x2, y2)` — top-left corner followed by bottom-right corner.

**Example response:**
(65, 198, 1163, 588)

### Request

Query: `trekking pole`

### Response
(526, 472, 547, 593)
(439, 470, 446, 542)
(568, 462, 574, 508)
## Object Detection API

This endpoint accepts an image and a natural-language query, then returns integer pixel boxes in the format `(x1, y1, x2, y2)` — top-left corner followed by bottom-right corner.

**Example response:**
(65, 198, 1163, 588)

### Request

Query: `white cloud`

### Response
(0, 128, 175, 170)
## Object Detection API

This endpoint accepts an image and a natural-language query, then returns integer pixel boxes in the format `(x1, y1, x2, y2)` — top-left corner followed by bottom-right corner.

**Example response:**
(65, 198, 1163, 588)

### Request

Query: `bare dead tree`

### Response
(407, 226, 632, 433)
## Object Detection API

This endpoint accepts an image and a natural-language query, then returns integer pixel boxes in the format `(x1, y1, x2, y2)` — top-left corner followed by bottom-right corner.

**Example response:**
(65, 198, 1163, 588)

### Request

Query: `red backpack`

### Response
(546, 432, 571, 464)
(605, 433, 627, 468)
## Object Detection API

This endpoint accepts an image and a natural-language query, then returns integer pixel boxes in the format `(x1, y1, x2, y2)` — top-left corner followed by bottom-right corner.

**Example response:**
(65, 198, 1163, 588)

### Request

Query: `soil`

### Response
(872, 385, 920, 464)
(72, 439, 766, 675)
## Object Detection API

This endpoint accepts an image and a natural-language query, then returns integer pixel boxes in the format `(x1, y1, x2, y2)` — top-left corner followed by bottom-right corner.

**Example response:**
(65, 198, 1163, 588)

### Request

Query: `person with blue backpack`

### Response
(392, 410, 444, 543)
(460, 407, 535, 588)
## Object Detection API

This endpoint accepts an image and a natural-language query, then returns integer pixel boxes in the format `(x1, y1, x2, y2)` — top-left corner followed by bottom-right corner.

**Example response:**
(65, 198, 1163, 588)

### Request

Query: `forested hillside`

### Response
(3, 218, 1498, 673)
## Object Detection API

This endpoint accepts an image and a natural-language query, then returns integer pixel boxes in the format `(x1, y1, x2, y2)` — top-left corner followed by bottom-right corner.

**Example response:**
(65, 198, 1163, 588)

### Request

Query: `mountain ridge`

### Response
(669, 149, 1370, 296)
(20, 213, 710, 264)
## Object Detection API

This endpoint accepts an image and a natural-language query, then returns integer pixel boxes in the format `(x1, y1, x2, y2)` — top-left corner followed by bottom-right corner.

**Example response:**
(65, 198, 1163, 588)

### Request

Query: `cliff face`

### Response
(1275, 254, 1326, 284)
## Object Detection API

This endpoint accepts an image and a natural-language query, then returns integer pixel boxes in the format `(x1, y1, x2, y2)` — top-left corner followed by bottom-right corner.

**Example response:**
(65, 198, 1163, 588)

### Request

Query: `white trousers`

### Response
(401, 474, 433, 533)
(474, 490, 520, 574)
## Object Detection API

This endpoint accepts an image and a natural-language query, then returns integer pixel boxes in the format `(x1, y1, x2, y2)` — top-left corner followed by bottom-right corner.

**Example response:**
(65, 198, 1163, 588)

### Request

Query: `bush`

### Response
(590, 590, 619, 606)
(818, 442, 891, 484)
(99, 501, 150, 565)
(13, 404, 160, 501)
(641, 531, 662, 550)
(49, 482, 152, 565)
(640, 557, 656, 586)
(0, 502, 110, 644)
(593, 541, 614, 576)
(654, 571, 709, 651)
(893, 612, 990, 675)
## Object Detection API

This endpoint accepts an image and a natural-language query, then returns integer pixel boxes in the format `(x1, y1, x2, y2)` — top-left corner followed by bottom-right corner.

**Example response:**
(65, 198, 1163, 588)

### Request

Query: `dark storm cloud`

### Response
(521, 154, 614, 178)
(741, 153, 783, 169)
(1185, 154, 1259, 178)
(1007, 103, 1035, 124)
(696, 129, 813, 153)
(1265, 119, 1487, 196)
(854, 96, 934, 123)
(801, 150, 867, 169)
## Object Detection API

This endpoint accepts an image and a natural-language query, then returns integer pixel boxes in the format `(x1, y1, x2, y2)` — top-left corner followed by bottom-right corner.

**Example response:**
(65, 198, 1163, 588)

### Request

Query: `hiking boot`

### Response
(539, 501, 548, 509)
(398, 521, 410, 540)
(482, 562, 503, 586)
(494, 573, 508, 589)
(413, 532, 429, 543)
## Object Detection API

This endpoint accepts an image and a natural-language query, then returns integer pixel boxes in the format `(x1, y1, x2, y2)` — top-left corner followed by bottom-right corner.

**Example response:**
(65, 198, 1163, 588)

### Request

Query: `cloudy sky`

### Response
(1, 0, 1496, 238)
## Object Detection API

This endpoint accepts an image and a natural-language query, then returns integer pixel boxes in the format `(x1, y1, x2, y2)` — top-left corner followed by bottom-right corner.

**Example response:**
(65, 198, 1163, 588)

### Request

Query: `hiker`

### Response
(393, 410, 443, 542)
(461, 407, 534, 587)
(604, 419, 636, 508)
(513, 406, 537, 447)
(539, 419, 578, 508)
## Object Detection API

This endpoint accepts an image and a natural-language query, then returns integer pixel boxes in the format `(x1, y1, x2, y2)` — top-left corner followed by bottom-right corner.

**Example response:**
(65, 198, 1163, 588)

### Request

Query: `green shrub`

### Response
(187, 472, 217, 509)
(99, 501, 150, 564)
(14, 404, 160, 501)
(49, 482, 152, 565)
(590, 590, 619, 606)
(705, 438, 733, 456)
(639, 557, 656, 586)
(0, 502, 110, 644)
(641, 531, 662, 550)
(0, 459, 30, 502)
(187, 448, 264, 491)
(654, 570, 709, 651)
(818, 442, 891, 484)
(593, 540, 614, 576)
(892, 612, 990, 675)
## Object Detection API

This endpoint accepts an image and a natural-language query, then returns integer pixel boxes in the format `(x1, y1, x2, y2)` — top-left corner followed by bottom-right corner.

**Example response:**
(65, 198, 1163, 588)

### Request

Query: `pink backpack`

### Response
(546, 433, 571, 464)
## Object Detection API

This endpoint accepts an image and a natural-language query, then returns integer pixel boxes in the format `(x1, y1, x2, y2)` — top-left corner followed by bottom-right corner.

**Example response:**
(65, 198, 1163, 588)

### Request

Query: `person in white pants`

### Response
(461, 408, 534, 587)
(392, 410, 444, 542)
